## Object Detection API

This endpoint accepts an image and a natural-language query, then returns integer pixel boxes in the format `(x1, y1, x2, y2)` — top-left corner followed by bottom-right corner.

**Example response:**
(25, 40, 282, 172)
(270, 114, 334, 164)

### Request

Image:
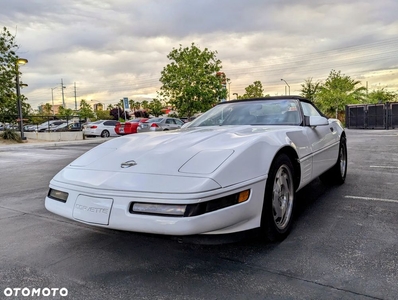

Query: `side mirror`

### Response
(308, 116, 329, 127)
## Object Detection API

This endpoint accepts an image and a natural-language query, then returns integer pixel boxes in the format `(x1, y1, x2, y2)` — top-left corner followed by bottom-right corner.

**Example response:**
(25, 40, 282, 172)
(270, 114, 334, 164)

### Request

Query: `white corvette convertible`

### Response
(45, 96, 347, 242)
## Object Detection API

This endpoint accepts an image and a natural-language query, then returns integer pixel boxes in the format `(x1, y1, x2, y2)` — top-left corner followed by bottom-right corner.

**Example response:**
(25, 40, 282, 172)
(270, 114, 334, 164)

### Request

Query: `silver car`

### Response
(137, 117, 184, 132)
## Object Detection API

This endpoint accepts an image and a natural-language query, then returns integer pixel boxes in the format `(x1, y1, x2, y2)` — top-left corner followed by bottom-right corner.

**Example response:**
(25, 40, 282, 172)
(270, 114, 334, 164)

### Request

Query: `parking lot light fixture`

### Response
(280, 79, 290, 95)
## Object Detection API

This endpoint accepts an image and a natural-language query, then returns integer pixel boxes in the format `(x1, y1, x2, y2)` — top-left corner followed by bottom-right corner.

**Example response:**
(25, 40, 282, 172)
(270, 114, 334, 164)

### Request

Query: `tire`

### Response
(319, 136, 347, 185)
(261, 153, 295, 242)
(101, 130, 110, 138)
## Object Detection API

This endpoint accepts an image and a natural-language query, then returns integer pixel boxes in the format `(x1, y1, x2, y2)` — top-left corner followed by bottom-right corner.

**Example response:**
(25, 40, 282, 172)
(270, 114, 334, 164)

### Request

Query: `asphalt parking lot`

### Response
(0, 130, 397, 299)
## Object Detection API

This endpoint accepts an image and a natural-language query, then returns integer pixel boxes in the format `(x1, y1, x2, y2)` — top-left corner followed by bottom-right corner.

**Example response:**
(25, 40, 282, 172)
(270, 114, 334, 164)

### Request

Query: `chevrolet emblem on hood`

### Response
(121, 160, 137, 168)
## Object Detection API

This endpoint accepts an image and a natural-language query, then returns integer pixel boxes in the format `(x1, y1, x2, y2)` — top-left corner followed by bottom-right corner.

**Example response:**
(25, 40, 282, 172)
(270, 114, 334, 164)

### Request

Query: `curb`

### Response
(0, 137, 113, 151)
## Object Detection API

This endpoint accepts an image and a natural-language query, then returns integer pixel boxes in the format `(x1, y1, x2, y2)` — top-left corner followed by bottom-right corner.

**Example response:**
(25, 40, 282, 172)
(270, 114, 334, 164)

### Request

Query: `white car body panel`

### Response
(45, 97, 345, 237)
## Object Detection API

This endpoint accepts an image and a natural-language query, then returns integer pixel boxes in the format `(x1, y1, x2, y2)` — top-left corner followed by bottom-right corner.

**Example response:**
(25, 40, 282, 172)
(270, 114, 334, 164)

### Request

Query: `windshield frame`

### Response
(186, 99, 302, 128)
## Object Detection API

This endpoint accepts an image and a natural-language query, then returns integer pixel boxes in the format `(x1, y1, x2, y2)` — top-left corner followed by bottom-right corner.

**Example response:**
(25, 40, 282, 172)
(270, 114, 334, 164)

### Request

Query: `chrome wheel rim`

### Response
(272, 164, 294, 230)
(339, 145, 347, 178)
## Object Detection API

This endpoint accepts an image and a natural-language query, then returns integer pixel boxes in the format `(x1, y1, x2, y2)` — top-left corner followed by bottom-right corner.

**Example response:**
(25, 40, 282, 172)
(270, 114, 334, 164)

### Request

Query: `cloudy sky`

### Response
(2, 0, 398, 110)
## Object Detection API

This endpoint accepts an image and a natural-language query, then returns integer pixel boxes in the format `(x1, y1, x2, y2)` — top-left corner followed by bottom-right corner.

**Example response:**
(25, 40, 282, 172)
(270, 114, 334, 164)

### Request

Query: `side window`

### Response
(301, 102, 322, 117)
(165, 119, 175, 124)
(104, 121, 117, 126)
(175, 119, 184, 126)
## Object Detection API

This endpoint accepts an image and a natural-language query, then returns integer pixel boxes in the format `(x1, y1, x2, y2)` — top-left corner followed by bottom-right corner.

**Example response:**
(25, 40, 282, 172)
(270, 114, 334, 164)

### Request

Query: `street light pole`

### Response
(16, 58, 28, 140)
(281, 79, 290, 95)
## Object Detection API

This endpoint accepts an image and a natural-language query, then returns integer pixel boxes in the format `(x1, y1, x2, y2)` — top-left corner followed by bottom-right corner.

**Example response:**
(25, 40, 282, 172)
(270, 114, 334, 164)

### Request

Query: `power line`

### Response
(25, 37, 398, 104)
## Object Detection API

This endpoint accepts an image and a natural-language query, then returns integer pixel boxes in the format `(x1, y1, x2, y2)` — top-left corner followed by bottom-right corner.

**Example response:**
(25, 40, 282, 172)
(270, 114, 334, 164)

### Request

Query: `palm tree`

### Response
(129, 99, 136, 112)
(316, 70, 366, 119)
(134, 101, 141, 111)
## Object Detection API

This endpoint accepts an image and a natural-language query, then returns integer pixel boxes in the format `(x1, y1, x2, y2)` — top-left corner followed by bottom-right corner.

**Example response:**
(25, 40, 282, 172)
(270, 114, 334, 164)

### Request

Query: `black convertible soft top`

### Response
(217, 95, 313, 105)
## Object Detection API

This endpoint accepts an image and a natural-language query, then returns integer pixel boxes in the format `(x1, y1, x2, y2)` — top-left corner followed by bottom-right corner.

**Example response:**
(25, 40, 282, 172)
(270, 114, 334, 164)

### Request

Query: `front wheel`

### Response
(100, 130, 110, 138)
(261, 154, 295, 242)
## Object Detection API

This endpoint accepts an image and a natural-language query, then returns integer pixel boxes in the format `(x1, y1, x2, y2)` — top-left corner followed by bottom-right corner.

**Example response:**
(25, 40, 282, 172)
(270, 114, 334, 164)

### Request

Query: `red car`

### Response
(115, 118, 149, 135)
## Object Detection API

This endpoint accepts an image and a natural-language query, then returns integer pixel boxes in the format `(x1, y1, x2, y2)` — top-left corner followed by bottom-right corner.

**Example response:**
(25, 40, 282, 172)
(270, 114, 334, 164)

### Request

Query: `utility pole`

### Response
(51, 87, 57, 116)
(61, 78, 66, 108)
(74, 82, 77, 110)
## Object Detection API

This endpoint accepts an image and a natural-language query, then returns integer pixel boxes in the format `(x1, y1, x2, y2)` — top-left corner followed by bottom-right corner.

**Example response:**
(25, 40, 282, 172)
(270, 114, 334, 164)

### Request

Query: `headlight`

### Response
(131, 203, 187, 216)
(129, 189, 250, 217)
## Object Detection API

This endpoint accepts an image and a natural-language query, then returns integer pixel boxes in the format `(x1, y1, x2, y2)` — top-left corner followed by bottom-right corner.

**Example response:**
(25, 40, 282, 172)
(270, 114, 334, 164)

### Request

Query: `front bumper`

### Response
(45, 179, 266, 236)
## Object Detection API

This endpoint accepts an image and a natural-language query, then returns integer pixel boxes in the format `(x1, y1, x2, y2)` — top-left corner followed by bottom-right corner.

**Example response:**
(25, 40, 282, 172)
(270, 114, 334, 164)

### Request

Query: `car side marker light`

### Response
(238, 190, 250, 203)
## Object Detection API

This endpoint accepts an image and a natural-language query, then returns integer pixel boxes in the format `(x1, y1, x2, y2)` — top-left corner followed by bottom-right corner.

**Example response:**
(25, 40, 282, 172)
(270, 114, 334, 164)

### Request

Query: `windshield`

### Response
(187, 99, 301, 127)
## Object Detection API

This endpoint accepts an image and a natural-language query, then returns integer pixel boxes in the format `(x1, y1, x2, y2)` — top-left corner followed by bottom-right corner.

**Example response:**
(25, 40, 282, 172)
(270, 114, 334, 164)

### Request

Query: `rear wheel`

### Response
(320, 136, 347, 185)
(261, 154, 295, 242)
(101, 130, 110, 138)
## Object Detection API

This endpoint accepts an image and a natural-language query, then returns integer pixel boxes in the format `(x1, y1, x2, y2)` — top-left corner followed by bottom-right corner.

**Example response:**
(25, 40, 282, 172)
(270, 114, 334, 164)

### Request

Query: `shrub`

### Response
(0, 129, 22, 142)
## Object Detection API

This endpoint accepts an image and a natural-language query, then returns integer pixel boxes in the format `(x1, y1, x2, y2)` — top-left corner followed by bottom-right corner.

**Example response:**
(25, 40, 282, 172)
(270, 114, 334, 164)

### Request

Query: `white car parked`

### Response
(83, 120, 118, 138)
(46, 96, 347, 242)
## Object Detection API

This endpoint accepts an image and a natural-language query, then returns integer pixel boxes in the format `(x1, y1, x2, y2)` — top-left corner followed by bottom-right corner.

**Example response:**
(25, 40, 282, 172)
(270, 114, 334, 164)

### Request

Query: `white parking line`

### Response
(345, 195, 398, 204)
(370, 165, 398, 169)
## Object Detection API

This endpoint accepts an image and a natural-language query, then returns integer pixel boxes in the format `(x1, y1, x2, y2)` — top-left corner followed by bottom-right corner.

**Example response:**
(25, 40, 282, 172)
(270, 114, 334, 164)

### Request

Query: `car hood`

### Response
(52, 125, 303, 192)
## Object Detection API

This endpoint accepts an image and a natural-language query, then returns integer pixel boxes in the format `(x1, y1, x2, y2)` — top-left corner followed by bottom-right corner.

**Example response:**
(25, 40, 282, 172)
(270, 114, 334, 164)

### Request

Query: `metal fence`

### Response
(346, 103, 398, 129)
(2, 115, 86, 132)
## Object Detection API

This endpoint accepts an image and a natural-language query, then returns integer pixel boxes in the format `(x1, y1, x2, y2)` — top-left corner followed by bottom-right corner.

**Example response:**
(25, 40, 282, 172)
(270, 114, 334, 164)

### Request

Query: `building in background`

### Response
(38, 104, 62, 115)
(93, 103, 104, 111)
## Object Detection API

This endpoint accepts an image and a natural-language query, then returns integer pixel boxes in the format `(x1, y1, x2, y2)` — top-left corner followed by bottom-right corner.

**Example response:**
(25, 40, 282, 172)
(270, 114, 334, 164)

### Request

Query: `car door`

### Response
(103, 120, 118, 136)
(301, 101, 340, 178)
(164, 118, 176, 130)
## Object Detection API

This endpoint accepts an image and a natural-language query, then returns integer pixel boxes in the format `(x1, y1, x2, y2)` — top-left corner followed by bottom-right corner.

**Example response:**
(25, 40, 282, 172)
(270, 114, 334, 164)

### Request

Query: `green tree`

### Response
(239, 81, 265, 99)
(148, 99, 164, 117)
(129, 99, 136, 112)
(141, 100, 149, 110)
(315, 70, 366, 119)
(58, 106, 74, 120)
(78, 99, 95, 120)
(42, 103, 53, 116)
(95, 110, 112, 120)
(0, 27, 29, 123)
(300, 77, 321, 101)
(159, 43, 227, 118)
(366, 88, 397, 104)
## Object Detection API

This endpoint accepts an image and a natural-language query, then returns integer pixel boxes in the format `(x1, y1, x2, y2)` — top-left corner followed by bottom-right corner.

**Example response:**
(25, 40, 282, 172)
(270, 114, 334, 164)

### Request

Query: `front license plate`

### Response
(72, 195, 113, 225)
